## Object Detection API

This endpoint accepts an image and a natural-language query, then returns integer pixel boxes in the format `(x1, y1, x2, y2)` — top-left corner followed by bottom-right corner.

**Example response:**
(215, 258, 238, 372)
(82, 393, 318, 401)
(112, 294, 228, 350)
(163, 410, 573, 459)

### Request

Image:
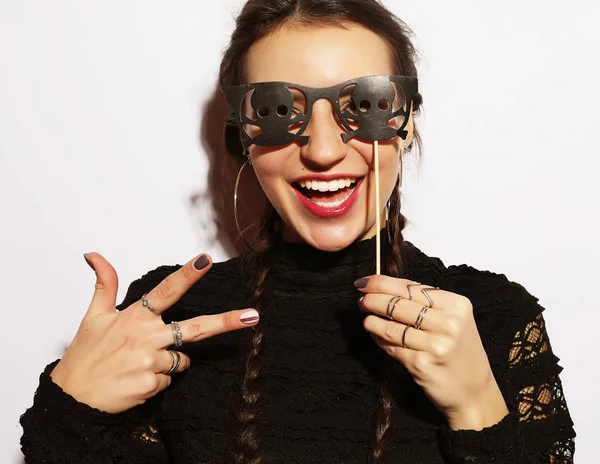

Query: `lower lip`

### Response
(293, 178, 364, 218)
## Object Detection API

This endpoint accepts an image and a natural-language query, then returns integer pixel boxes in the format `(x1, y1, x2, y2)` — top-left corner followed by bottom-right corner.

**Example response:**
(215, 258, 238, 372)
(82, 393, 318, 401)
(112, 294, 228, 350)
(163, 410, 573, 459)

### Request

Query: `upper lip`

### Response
(292, 173, 365, 183)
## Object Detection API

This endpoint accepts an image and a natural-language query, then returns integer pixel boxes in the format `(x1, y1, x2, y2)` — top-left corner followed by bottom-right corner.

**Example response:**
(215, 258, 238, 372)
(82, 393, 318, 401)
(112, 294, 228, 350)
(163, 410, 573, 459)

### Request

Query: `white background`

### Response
(1, 0, 598, 462)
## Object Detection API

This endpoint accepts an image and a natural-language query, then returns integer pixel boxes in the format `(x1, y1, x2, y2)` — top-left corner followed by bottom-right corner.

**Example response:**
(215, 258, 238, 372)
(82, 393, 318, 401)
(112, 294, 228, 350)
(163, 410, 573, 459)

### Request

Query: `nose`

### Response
(299, 99, 347, 170)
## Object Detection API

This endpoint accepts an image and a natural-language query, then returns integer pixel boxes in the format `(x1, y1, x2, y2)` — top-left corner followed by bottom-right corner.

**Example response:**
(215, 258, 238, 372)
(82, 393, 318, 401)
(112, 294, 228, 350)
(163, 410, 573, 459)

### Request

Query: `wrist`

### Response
(445, 381, 509, 431)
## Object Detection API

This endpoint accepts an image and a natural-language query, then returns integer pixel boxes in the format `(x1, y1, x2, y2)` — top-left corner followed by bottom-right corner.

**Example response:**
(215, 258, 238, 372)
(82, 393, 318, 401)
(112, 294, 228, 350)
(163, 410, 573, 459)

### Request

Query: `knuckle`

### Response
(430, 338, 450, 358)
(412, 354, 429, 374)
(139, 373, 159, 393)
(139, 354, 155, 371)
(156, 278, 174, 300)
(457, 296, 473, 313)
(385, 345, 400, 359)
(221, 313, 236, 332)
(188, 320, 206, 339)
(445, 316, 462, 337)
(384, 322, 400, 341)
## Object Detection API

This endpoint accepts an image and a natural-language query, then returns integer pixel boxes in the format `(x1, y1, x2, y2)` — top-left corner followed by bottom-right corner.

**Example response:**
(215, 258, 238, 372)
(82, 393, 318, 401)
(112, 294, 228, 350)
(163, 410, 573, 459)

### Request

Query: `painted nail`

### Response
(193, 254, 210, 270)
(357, 296, 364, 307)
(240, 309, 260, 324)
(354, 277, 369, 289)
(83, 253, 95, 271)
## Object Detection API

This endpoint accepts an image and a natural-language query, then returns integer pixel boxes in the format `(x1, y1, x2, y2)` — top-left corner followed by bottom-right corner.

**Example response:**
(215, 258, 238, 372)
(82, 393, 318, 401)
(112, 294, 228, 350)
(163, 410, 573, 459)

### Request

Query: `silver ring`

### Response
(165, 350, 181, 375)
(420, 287, 440, 308)
(171, 321, 183, 347)
(401, 325, 411, 348)
(141, 294, 160, 316)
(386, 296, 403, 320)
(415, 306, 429, 330)
(406, 284, 440, 308)
(163, 350, 175, 374)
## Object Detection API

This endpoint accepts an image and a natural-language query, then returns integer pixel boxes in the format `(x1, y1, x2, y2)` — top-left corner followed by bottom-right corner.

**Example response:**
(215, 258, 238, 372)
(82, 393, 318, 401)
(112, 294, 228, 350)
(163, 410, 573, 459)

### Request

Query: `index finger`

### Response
(157, 308, 260, 348)
(132, 253, 212, 316)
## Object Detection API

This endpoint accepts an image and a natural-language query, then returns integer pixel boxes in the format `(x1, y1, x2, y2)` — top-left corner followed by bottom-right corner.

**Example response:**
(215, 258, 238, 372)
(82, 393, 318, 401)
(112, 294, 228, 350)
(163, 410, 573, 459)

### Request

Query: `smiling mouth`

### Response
(292, 177, 362, 207)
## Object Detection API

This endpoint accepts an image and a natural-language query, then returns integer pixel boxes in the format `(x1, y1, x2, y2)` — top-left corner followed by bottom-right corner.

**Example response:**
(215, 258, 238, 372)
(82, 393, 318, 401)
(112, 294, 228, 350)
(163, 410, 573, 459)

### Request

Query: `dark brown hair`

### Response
(218, 1, 423, 462)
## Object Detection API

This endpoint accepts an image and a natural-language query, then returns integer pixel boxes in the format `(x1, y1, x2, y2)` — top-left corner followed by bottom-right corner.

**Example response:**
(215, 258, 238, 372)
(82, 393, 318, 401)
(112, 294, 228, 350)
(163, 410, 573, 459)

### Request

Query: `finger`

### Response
(157, 308, 260, 348)
(355, 275, 452, 310)
(145, 373, 172, 398)
(134, 253, 212, 316)
(363, 315, 430, 351)
(85, 252, 119, 316)
(359, 293, 442, 332)
(154, 350, 191, 374)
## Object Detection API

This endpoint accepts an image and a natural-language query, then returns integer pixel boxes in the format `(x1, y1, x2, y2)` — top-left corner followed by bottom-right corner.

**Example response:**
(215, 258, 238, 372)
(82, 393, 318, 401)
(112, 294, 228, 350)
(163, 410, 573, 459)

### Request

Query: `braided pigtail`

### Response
(368, 179, 409, 464)
(230, 213, 280, 464)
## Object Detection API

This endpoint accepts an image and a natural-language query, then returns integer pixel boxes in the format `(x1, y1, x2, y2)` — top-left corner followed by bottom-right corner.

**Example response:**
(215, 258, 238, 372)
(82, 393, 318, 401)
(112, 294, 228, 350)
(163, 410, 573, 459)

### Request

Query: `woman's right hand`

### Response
(49, 252, 259, 414)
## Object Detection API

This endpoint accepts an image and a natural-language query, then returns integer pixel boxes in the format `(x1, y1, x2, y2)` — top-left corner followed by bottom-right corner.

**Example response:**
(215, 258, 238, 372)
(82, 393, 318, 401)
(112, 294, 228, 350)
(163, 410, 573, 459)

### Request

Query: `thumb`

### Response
(84, 252, 119, 315)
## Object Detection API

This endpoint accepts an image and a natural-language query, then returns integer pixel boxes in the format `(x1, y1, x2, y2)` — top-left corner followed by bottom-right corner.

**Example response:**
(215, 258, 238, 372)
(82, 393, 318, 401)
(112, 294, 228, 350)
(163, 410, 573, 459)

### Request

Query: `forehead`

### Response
(244, 23, 395, 88)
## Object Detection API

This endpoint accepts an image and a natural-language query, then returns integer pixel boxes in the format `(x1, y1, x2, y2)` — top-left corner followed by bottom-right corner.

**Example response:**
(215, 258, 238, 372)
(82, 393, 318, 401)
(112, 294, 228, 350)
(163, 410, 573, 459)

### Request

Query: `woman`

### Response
(20, 0, 576, 462)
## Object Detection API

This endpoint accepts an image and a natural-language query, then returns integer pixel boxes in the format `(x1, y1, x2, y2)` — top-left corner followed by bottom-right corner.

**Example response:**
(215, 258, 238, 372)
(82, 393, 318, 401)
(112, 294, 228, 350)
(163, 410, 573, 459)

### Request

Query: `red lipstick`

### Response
(292, 177, 364, 218)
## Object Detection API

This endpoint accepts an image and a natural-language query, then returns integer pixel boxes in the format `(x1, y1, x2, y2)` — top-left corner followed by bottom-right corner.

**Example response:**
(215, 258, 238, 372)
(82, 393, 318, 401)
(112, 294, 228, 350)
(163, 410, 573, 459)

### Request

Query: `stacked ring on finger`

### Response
(401, 325, 411, 348)
(171, 321, 183, 347)
(164, 350, 182, 375)
(406, 284, 440, 308)
(386, 296, 404, 321)
(141, 293, 160, 316)
(414, 305, 429, 330)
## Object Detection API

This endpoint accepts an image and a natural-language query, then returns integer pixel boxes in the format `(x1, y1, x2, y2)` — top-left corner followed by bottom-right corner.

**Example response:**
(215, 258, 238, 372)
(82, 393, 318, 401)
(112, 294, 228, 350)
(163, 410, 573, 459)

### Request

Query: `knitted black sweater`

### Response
(20, 235, 576, 463)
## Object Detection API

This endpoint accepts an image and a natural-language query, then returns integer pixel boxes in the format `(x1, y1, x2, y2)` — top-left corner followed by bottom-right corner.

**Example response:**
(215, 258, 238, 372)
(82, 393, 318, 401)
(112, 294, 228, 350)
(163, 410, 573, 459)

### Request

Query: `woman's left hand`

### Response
(356, 275, 509, 430)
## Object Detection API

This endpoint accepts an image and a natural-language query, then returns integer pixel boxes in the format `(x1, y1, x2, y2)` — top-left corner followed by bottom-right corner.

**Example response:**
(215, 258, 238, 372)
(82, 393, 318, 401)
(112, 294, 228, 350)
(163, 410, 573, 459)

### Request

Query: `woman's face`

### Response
(244, 23, 414, 251)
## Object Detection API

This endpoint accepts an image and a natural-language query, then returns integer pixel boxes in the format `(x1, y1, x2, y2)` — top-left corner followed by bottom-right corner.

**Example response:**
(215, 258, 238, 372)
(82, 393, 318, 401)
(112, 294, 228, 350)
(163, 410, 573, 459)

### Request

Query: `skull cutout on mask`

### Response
(224, 75, 418, 149)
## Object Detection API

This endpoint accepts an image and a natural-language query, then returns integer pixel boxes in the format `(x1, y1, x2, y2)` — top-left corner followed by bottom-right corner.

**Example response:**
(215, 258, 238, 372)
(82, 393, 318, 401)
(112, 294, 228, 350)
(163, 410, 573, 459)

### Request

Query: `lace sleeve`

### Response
(508, 313, 576, 462)
(20, 360, 168, 463)
(438, 281, 576, 463)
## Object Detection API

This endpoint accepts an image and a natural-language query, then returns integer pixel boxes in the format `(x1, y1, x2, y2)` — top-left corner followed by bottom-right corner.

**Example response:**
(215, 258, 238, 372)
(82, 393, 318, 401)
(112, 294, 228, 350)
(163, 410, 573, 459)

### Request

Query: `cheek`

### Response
(250, 153, 291, 208)
(349, 140, 399, 183)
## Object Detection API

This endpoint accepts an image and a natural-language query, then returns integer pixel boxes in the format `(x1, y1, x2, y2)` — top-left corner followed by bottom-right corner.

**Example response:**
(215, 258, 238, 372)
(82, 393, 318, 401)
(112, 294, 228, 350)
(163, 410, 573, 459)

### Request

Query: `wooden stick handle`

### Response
(374, 140, 381, 275)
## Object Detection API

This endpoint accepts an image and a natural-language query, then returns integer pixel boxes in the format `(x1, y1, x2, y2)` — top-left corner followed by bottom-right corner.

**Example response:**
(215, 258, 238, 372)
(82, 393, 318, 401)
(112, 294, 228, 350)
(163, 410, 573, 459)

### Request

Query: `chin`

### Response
(294, 220, 368, 252)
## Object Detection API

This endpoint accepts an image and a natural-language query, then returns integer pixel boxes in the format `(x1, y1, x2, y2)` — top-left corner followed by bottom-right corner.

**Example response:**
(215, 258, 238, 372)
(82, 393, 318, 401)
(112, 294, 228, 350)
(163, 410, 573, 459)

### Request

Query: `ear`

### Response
(403, 113, 415, 149)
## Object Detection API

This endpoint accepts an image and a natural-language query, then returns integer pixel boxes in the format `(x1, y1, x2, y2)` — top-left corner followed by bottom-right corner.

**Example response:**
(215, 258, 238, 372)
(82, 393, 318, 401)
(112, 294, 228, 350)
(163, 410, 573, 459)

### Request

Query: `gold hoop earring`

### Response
(234, 161, 258, 253)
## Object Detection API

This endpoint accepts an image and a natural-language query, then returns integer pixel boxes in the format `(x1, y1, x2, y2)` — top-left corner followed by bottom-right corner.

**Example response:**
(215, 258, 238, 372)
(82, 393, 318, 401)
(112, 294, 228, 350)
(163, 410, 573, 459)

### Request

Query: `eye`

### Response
(341, 100, 357, 114)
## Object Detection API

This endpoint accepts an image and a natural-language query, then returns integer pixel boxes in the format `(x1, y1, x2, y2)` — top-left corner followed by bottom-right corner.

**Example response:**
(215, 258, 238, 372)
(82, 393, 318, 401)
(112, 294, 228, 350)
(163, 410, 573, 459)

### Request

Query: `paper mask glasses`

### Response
(223, 75, 419, 148)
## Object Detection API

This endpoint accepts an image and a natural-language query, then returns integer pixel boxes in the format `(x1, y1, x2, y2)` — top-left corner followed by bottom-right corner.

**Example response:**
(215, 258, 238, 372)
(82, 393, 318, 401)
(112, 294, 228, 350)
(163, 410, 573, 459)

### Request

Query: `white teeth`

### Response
(298, 177, 357, 192)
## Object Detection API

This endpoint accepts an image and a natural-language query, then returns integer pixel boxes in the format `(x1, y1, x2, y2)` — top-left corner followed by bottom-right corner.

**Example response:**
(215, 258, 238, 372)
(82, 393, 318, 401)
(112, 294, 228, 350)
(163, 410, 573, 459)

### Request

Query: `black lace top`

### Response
(20, 235, 576, 463)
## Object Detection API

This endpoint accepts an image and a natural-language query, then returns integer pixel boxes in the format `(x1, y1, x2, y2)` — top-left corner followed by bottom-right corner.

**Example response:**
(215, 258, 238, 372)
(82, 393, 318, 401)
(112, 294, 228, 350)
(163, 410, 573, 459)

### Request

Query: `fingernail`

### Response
(83, 253, 95, 271)
(357, 296, 364, 307)
(193, 254, 210, 270)
(240, 309, 260, 324)
(354, 277, 369, 289)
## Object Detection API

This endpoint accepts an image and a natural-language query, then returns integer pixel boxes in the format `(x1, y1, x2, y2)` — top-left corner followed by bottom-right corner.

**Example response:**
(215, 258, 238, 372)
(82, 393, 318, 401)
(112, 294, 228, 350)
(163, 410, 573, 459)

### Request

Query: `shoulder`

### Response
(438, 263, 546, 351)
(405, 242, 544, 324)
(116, 255, 248, 318)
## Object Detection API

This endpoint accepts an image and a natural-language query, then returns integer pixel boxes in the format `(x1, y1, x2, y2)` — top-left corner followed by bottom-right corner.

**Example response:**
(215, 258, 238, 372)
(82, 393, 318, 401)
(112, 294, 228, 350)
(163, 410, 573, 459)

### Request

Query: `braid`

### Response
(368, 179, 408, 464)
(230, 213, 280, 464)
